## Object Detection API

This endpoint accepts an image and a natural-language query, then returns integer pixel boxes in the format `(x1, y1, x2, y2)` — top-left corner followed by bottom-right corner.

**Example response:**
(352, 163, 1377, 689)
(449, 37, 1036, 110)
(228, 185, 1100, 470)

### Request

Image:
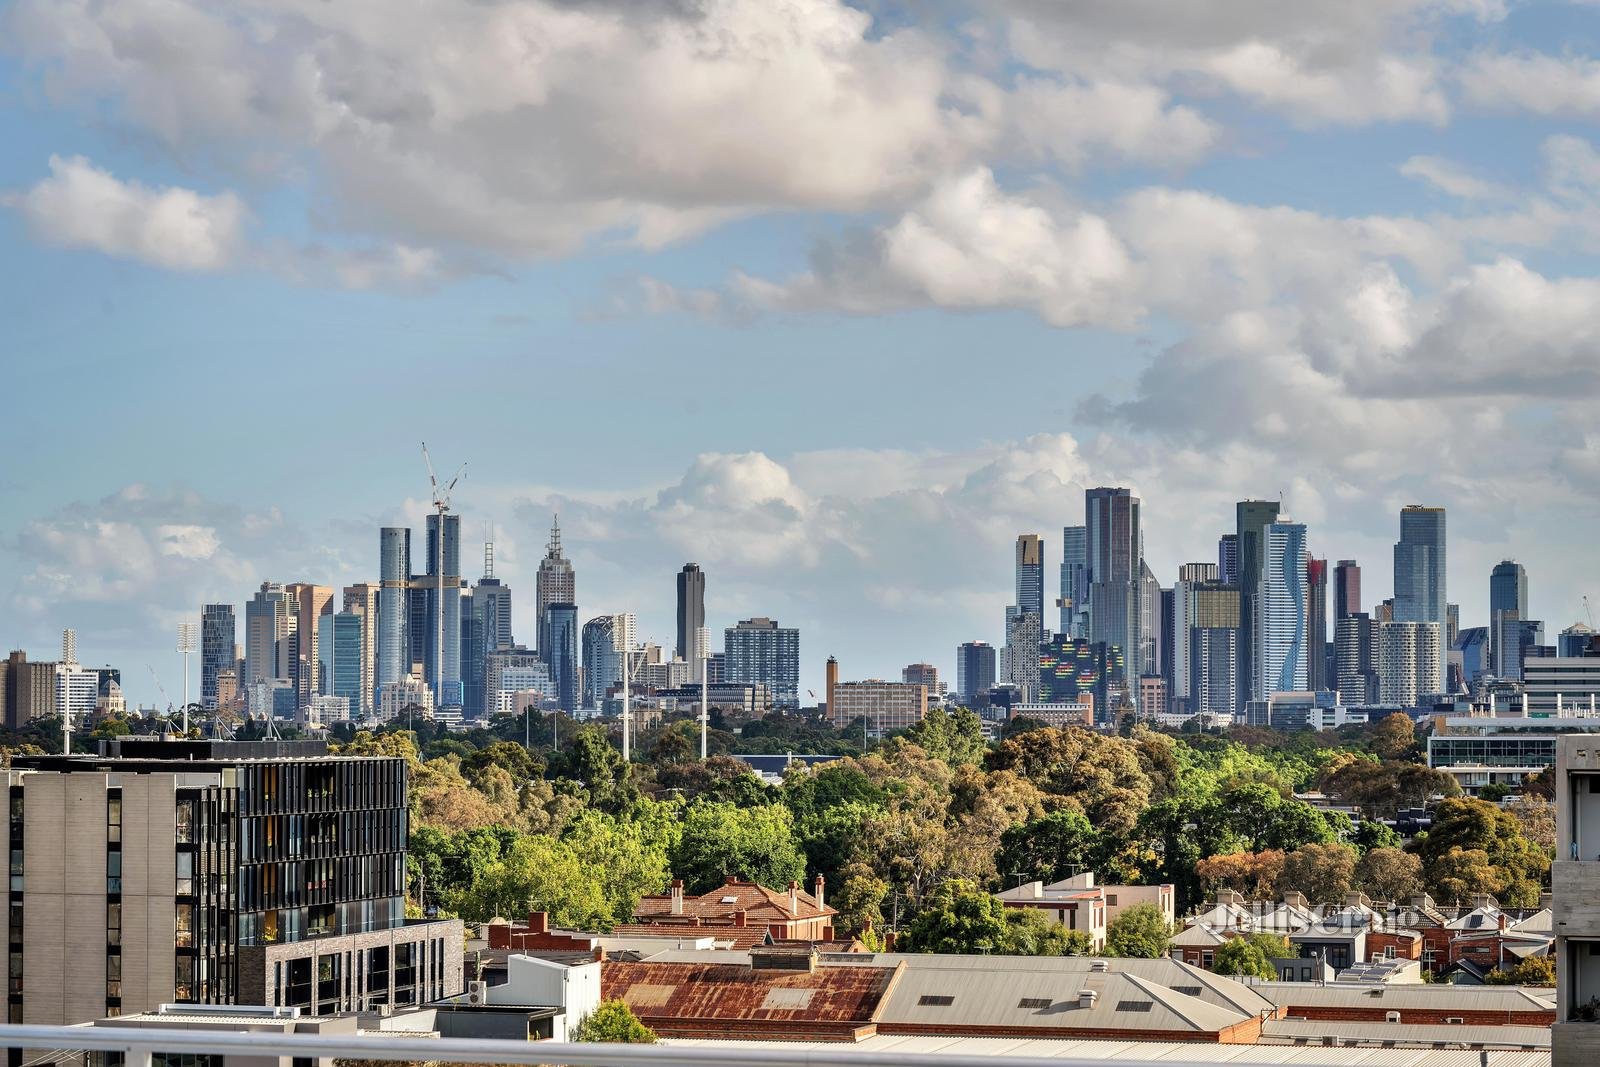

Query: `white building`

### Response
(379, 673, 434, 721)
(304, 693, 351, 726)
(1010, 698, 1094, 728)
(1380, 620, 1442, 707)
(54, 663, 100, 725)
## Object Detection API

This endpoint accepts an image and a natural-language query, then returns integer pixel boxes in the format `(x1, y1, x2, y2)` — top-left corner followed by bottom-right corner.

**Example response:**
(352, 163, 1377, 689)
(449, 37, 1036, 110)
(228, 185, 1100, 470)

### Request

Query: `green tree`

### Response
(671, 800, 806, 894)
(1354, 846, 1424, 902)
(1486, 955, 1555, 987)
(996, 810, 1100, 887)
(1411, 798, 1550, 908)
(1277, 843, 1356, 903)
(463, 741, 538, 783)
(905, 706, 987, 765)
(552, 725, 628, 805)
(562, 805, 677, 926)
(1001, 908, 1094, 956)
(574, 1000, 657, 1043)
(455, 834, 611, 928)
(898, 878, 1009, 954)
(1104, 902, 1172, 958)
(1367, 712, 1418, 762)
(1244, 932, 1291, 959)
(1213, 937, 1275, 979)
(831, 862, 889, 935)
(1352, 819, 1403, 853)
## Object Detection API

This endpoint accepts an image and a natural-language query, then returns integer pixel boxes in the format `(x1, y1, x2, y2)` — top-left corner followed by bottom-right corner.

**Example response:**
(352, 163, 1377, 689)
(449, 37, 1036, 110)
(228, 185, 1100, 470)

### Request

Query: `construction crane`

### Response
(421, 443, 466, 716)
(1586, 595, 1595, 628)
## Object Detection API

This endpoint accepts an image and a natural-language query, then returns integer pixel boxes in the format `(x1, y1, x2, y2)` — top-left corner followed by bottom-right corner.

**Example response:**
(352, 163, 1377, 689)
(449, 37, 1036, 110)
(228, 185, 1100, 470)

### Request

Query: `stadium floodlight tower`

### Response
(177, 621, 198, 734)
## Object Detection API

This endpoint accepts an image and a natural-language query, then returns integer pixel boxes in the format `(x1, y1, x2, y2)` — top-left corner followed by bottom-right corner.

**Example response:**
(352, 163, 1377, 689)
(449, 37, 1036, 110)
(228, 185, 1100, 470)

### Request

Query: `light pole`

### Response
(699, 630, 710, 761)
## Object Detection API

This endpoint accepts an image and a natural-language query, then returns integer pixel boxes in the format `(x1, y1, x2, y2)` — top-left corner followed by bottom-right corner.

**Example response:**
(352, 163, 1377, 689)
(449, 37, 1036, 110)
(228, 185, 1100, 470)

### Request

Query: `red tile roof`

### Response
(634, 878, 837, 924)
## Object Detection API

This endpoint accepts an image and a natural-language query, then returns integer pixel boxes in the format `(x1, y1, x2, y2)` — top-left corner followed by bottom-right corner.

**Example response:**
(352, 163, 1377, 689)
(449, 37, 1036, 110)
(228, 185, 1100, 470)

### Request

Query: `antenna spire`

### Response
(548, 514, 562, 557)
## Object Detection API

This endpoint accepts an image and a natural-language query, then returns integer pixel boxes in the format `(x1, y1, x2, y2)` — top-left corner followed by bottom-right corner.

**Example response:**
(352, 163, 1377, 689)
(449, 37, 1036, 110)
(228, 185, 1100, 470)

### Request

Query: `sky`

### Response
(4, 0, 1600, 706)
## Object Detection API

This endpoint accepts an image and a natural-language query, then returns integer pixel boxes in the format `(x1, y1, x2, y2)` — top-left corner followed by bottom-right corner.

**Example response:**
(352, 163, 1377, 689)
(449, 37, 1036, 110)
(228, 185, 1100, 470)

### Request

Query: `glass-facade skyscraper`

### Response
(956, 640, 996, 703)
(200, 603, 235, 710)
(317, 611, 364, 707)
(676, 564, 705, 663)
(1258, 520, 1309, 698)
(536, 517, 576, 664)
(1235, 499, 1280, 710)
(1307, 558, 1328, 692)
(377, 527, 411, 696)
(423, 512, 463, 707)
(1059, 526, 1088, 637)
(545, 602, 580, 712)
(1333, 559, 1360, 621)
(1015, 534, 1045, 621)
(1393, 505, 1447, 689)
(1086, 487, 1143, 693)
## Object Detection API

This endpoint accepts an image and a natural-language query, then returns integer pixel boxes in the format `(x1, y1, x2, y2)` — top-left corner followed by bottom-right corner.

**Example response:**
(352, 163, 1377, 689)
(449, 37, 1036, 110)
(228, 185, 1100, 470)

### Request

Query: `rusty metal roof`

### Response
(603, 959, 900, 1028)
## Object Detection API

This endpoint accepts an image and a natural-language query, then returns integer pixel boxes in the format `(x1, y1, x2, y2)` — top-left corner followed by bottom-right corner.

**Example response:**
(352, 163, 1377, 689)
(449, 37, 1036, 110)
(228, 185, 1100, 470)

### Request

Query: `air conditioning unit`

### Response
(466, 980, 489, 1005)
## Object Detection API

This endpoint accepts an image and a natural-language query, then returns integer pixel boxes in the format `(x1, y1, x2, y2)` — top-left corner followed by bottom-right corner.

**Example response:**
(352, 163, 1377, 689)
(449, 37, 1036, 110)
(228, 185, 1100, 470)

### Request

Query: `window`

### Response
(175, 800, 195, 844)
(918, 995, 955, 1006)
(106, 903, 121, 948)
(175, 904, 195, 949)
(106, 851, 122, 894)
(1117, 1001, 1153, 1012)
(1201, 950, 1213, 968)
(176, 852, 194, 897)
(1106, 894, 1118, 906)
(107, 795, 122, 845)
(1018, 998, 1051, 1009)
(1385, 945, 1396, 959)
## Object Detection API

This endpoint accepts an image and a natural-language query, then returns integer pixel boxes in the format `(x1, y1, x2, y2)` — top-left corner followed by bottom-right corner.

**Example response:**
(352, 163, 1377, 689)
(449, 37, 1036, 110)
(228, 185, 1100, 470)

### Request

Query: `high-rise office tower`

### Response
(243, 582, 294, 688)
(536, 516, 576, 663)
(1393, 505, 1447, 689)
(463, 542, 513, 717)
(377, 527, 411, 699)
(544, 602, 579, 712)
(676, 563, 705, 663)
(287, 583, 334, 709)
(317, 610, 364, 710)
(1333, 560, 1360, 622)
(420, 512, 463, 707)
(902, 663, 942, 704)
(1139, 560, 1162, 691)
(1159, 587, 1176, 690)
(342, 583, 379, 718)
(1235, 500, 1281, 710)
(1379, 620, 1443, 706)
(1189, 582, 1240, 716)
(1059, 526, 1088, 637)
(956, 641, 996, 703)
(1560, 623, 1597, 658)
(1335, 612, 1380, 704)
(1258, 520, 1309, 699)
(724, 617, 800, 708)
(1086, 487, 1143, 685)
(1494, 611, 1545, 681)
(1015, 535, 1045, 622)
(1307, 558, 1328, 692)
(1218, 534, 1239, 586)
(200, 603, 235, 710)
(1489, 559, 1528, 664)
(1171, 563, 1219, 706)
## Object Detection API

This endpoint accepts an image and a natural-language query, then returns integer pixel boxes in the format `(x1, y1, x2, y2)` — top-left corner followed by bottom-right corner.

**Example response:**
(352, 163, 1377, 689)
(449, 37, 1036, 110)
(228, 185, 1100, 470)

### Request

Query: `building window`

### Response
(107, 903, 121, 948)
(1201, 950, 1213, 968)
(107, 795, 122, 845)
(106, 953, 121, 1000)
(106, 851, 122, 895)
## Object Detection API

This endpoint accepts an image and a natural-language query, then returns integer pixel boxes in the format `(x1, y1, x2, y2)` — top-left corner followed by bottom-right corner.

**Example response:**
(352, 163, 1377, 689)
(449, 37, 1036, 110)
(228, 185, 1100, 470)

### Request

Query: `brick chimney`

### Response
(670, 879, 684, 916)
(1497, 912, 1507, 931)
(528, 910, 549, 935)
(789, 880, 799, 916)
(736, 910, 748, 928)
(814, 874, 826, 910)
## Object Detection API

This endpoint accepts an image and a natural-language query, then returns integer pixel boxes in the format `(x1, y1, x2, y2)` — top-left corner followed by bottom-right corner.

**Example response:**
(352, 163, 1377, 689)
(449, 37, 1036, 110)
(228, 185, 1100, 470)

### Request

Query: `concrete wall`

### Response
(22, 773, 110, 1025)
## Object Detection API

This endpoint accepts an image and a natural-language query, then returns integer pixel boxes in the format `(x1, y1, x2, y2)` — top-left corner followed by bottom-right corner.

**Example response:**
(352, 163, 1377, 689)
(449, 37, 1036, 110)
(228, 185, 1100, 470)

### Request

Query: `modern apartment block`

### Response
(4, 738, 461, 1027)
(724, 617, 799, 708)
(1553, 734, 1600, 1065)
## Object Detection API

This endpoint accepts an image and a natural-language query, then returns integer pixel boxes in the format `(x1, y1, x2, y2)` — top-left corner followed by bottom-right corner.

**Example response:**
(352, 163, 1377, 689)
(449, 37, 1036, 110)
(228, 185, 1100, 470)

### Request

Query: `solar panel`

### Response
(1116, 1001, 1153, 1012)
(918, 995, 955, 1006)
(1018, 998, 1051, 1009)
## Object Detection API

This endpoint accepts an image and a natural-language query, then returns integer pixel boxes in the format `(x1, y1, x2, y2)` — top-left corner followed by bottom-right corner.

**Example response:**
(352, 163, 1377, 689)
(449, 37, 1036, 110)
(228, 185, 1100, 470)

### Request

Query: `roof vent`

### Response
(1089, 959, 1109, 973)
(1079, 989, 1098, 1008)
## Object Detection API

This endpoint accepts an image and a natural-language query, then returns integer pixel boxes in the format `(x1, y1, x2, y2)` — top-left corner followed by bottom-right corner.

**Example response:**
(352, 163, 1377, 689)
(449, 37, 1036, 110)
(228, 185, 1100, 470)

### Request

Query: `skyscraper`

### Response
(1379, 620, 1443, 707)
(1140, 559, 1162, 692)
(464, 541, 513, 716)
(956, 641, 996, 703)
(1006, 611, 1042, 696)
(1489, 559, 1528, 665)
(377, 527, 411, 694)
(581, 613, 634, 708)
(1307, 558, 1328, 692)
(1335, 613, 1379, 703)
(1235, 499, 1281, 710)
(1059, 526, 1088, 637)
(1171, 563, 1219, 707)
(544, 602, 580, 712)
(1333, 560, 1360, 621)
(676, 563, 706, 664)
(1393, 505, 1447, 688)
(1258, 520, 1309, 698)
(422, 512, 463, 706)
(1189, 582, 1239, 717)
(724, 617, 799, 708)
(1086, 487, 1142, 685)
(1218, 534, 1239, 586)
(288, 582, 334, 709)
(317, 611, 364, 708)
(243, 582, 294, 687)
(200, 603, 235, 710)
(342, 583, 380, 718)
(536, 516, 576, 663)
(1015, 534, 1045, 622)
(1494, 612, 1544, 681)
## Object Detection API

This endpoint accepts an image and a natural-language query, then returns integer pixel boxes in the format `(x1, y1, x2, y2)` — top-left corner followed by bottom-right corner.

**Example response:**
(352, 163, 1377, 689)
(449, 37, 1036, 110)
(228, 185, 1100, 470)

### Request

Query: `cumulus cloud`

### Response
(1460, 51, 1600, 118)
(5, 155, 245, 271)
(1400, 155, 1511, 200)
(730, 169, 1138, 328)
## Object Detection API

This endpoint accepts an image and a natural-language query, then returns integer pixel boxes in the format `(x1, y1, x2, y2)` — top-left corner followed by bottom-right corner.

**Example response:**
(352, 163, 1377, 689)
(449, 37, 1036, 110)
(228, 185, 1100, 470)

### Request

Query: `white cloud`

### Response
(1400, 155, 1511, 200)
(6, 155, 245, 271)
(1460, 51, 1600, 118)
(731, 168, 1138, 328)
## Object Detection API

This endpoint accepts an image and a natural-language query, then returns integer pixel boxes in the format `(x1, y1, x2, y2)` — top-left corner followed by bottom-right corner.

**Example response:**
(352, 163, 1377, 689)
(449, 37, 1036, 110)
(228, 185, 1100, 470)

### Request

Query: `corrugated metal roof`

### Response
(1253, 982, 1554, 1011)
(1260, 1019, 1549, 1048)
(662, 1033, 1551, 1066)
(602, 959, 897, 1025)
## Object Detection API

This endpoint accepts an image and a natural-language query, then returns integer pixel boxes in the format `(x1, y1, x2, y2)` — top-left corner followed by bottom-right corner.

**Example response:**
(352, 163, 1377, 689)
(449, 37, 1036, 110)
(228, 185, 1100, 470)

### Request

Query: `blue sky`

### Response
(4, 0, 1600, 705)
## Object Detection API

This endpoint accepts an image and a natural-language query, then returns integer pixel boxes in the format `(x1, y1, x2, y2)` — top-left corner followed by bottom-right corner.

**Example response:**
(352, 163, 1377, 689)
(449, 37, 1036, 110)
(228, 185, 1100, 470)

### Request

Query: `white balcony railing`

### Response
(0, 1025, 1237, 1067)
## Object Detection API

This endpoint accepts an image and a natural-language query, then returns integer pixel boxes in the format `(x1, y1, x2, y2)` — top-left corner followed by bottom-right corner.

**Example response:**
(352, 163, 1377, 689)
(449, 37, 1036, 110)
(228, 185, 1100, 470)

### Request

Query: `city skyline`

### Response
(4, 475, 1590, 711)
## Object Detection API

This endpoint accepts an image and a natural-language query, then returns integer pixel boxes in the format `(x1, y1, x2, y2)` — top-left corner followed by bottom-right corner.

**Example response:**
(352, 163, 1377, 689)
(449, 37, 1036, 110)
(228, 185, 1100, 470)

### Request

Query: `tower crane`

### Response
(422, 443, 466, 716)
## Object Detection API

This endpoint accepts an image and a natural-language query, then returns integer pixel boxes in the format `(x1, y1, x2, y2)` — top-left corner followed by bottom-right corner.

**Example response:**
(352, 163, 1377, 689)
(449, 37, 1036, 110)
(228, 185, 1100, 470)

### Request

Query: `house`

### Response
(629, 876, 838, 944)
(994, 873, 1174, 951)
